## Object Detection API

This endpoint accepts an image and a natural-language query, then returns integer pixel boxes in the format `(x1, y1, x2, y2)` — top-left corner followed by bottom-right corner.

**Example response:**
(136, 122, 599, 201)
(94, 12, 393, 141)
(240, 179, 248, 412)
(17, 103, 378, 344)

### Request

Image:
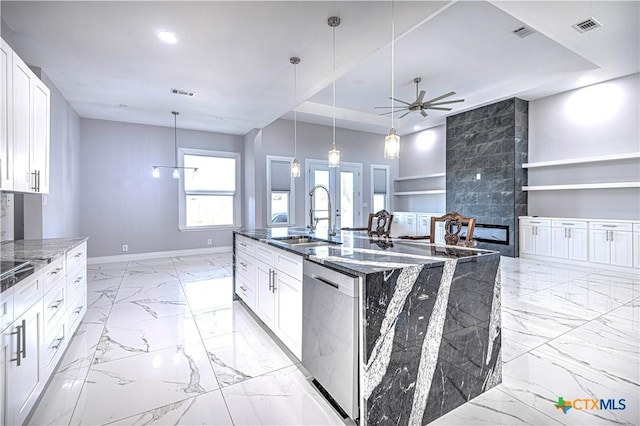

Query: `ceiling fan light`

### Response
(152, 166, 160, 178)
(384, 128, 400, 159)
(291, 159, 301, 177)
(328, 144, 340, 168)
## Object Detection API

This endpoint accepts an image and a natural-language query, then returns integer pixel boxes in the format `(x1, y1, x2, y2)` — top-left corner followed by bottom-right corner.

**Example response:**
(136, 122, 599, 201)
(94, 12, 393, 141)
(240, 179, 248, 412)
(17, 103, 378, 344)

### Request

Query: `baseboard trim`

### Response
(519, 253, 639, 273)
(88, 246, 232, 265)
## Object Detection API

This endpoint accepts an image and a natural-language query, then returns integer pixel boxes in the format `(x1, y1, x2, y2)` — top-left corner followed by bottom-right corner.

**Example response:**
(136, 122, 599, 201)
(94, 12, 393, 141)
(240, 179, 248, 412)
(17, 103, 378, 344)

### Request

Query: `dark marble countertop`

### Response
(1, 237, 88, 293)
(234, 228, 499, 276)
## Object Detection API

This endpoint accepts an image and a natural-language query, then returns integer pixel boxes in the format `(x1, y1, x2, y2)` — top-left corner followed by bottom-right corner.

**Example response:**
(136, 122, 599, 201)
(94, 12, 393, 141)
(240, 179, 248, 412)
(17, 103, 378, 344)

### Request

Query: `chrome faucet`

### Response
(308, 184, 335, 236)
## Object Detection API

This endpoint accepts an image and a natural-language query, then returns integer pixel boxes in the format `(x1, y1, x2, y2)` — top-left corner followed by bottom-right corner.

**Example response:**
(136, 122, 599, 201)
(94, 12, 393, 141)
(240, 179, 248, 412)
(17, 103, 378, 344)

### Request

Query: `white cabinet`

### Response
(634, 224, 640, 269)
(551, 220, 588, 262)
(0, 38, 13, 190)
(2, 272, 44, 426)
(520, 218, 551, 256)
(589, 222, 633, 268)
(1, 38, 50, 194)
(233, 235, 304, 359)
(392, 212, 417, 237)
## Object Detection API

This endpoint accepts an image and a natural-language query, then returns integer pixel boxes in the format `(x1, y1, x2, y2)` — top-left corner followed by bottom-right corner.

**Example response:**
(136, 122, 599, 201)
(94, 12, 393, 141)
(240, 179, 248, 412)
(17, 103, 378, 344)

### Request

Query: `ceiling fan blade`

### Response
(425, 106, 452, 111)
(420, 110, 428, 118)
(416, 90, 426, 104)
(374, 106, 394, 109)
(379, 111, 393, 116)
(423, 91, 456, 104)
(426, 99, 465, 106)
(399, 111, 412, 119)
(389, 97, 412, 106)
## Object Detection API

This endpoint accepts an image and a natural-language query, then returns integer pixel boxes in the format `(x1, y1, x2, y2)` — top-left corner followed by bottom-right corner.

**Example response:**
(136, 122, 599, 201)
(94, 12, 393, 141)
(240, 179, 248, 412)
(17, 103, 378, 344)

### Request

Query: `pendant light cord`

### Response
(332, 22, 336, 147)
(391, 0, 395, 126)
(294, 61, 298, 159)
(173, 111, 178, 168)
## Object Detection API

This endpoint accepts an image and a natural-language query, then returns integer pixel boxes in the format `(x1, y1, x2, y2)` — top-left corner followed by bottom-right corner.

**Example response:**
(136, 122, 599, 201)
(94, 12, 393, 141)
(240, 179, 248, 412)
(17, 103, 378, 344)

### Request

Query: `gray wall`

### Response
(396, 125, 446, 212)
(254, 118, 399, 229)
(528, 73, 640, 220)
(79, 118, 243, 257)
(446, 98, 529, 257)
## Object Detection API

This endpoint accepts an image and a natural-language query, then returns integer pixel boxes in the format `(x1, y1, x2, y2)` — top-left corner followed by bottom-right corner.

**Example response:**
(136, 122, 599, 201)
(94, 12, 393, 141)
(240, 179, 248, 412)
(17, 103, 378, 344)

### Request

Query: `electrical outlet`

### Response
(207, 239, 212, 245)
(122, 244, 128, 252)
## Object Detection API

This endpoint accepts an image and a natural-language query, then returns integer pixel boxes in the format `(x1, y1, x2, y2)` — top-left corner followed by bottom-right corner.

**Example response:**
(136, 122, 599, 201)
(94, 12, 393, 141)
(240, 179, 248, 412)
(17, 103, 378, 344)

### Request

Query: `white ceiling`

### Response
(1, 1, 638, 136)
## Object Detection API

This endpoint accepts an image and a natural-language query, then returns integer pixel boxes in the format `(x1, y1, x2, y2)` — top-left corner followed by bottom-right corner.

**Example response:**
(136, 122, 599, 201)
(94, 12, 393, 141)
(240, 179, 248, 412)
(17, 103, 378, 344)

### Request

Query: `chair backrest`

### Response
(367, 209, 394, 237)
(430, 212, 476, 245)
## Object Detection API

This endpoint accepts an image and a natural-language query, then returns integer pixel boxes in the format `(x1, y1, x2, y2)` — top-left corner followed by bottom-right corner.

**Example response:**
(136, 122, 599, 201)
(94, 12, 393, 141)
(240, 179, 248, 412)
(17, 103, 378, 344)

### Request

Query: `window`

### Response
(266, 156, 295, 226)
(371, 165, 390, 213)
(179, 149, 241, 230)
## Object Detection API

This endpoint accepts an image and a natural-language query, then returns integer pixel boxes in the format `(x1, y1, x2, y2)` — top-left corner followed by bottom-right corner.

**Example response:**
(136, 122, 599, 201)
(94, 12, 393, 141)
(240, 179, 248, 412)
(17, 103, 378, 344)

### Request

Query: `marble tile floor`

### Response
(28, 253, 639, 425)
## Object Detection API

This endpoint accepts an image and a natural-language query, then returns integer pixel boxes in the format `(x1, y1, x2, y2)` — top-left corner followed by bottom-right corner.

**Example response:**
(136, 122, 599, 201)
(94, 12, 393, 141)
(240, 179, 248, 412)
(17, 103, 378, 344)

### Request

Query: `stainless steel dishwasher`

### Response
(302, 260, 359, 420)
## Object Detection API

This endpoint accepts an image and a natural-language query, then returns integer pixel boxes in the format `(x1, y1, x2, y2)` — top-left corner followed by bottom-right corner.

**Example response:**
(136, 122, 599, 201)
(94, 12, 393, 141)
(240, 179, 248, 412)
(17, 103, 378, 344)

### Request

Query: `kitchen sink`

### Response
(271, 236, 342, 247)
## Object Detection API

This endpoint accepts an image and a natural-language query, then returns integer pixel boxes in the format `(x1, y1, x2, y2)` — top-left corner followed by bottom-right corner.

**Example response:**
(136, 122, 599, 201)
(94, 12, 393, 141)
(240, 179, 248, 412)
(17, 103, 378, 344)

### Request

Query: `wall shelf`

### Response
(394, 190, 446, 196)
(394, 172, 445, 182)
(523, 152, 640, 169)
(523, 182, 640, 191)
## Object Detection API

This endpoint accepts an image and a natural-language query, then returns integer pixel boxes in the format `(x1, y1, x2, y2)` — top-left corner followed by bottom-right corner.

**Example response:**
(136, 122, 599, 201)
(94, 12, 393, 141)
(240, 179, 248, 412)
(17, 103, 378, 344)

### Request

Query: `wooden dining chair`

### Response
(430, 212, 476, 246)
(341, 209, 394, 237)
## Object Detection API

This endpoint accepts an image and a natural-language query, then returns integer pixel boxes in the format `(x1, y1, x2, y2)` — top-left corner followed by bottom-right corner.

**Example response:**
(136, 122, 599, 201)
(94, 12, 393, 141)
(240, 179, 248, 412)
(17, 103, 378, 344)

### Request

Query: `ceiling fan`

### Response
(376, 77, 465, 118)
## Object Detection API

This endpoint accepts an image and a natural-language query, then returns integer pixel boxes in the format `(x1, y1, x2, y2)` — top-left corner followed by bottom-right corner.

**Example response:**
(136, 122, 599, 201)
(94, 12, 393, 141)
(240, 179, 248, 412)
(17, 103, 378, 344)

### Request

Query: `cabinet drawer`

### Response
(43, 279, 65, 335)
(552, 220, 587, 229)
(0, 288, 14, 333)
(66, 287, 86, 335)
(235, 235, 256, 257)
(43, 256, 66, 293)
(236, 274, 255, 310)
(590, 222, 633, 232)
(66, 241, 87, 272)
(43, 320, 66, 375)
(255, 242, 274, 264)
(66, 261, 87, 302)
(275, 249, 302, 280)
(13, 271, 44, 318)
(236, 252, 256, 281)
(520, 218, 551, 227)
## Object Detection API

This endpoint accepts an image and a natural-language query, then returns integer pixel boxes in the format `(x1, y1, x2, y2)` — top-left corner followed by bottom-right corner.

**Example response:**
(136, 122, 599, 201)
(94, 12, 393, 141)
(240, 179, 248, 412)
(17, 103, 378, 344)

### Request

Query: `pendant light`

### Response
(383, 1, 400, 159)
(328, 16, 341, 168)
(290, 57, 301, 178)
(152, 111, 198, 178)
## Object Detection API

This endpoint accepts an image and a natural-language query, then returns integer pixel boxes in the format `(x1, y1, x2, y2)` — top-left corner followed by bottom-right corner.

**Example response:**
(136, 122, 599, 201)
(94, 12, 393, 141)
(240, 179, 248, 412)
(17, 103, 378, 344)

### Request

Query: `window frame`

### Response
(178, 148, 242, 231)
(266, 155, 295, 227)
(371, 164, 390, 213)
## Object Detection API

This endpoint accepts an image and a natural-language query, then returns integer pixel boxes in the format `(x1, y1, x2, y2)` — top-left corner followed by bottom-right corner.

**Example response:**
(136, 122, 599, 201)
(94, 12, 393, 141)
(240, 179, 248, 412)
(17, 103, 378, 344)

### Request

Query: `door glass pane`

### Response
(340, 171, 354, 229)
(312, 170, 330, 229)
(186, 195, 233, 226)
(270, 192, 289, 224)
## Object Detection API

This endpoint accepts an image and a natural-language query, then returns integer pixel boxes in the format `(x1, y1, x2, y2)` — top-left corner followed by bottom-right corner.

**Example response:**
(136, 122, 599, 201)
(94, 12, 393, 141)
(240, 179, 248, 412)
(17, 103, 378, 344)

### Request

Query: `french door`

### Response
(306, 160, 363, 230)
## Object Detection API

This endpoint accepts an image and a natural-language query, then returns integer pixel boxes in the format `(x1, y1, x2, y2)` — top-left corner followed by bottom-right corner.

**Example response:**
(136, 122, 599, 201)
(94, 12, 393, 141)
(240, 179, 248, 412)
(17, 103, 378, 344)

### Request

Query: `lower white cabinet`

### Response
(234, 236, 303, 360)
(2, 273, 44, 426)
(589, 222, 633, 268)
(520, 219, 551, 256)
(634, 224, 640, 269)
(551, 220, 588, 262)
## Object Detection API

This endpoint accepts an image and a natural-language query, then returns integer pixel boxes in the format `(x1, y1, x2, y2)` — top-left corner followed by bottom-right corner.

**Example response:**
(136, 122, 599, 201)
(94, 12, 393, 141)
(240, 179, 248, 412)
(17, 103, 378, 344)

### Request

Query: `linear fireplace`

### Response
(460, 223, 509, 245)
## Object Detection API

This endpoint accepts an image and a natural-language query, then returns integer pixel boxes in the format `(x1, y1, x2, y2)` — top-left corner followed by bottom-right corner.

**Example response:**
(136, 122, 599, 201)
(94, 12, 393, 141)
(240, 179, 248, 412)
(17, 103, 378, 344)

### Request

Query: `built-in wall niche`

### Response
(370, 165, 390, 213)
(393, 172, 446, 213)
(266, 155, 295, 226)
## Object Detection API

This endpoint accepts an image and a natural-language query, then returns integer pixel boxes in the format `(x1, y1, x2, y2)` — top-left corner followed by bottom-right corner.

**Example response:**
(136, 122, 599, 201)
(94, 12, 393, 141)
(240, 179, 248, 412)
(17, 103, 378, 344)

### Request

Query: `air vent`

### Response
(170, 88, 196, 97)
(572, 17, 602, 33)
(512, 26, 536, 39)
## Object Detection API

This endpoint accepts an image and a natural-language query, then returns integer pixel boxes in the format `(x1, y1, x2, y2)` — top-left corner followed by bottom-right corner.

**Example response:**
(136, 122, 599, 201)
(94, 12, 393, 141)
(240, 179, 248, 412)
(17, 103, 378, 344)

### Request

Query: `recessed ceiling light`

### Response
(158, 31, 178, 44)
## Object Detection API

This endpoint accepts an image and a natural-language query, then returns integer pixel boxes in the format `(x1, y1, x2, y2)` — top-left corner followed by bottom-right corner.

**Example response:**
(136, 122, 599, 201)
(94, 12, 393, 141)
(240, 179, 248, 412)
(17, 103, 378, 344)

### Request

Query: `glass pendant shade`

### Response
(384, 128, 400, 159)
(152, 166, 160, 178)
(328, 144, 340, 168)
(290, 159, 301, 177)
(172, 168, 180, 179)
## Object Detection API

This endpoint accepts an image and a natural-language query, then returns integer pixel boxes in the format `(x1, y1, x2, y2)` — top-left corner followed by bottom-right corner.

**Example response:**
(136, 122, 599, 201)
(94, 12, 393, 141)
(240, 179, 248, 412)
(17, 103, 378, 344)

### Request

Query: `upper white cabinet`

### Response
(0, 39, 13, 190)
(1, 38, 50, 194)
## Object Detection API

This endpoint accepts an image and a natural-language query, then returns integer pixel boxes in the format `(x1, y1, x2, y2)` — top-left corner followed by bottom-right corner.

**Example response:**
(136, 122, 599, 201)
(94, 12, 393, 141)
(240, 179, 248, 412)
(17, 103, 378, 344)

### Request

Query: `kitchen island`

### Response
(233, 228, 501, 426)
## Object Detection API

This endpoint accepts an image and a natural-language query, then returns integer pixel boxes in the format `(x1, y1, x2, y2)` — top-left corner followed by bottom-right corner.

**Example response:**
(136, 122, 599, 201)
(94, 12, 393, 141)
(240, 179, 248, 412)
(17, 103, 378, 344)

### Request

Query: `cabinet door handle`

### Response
(609, 231, 613, 242)
(602, 225, 616, 228)
(272, 271, 277, 292)
(75, 252, 83, 258)
(239, 285, 248, 292)
(50, 267, 63, 276)
(564, 228, 567, 238)
(22, 319, 27, 359)
(74, 276, 83, 284)
(605, 230, 609, 242)
(11, 322, 23, 366)
(240, 262, 247, 267)
(268, 269, 273, 291)
(568, 228, 571, 239)
(52, 336, 65, 350)
(239, 242, 247, 247)
(50, 299, 64, 309)
(74, 305, 84, 314)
